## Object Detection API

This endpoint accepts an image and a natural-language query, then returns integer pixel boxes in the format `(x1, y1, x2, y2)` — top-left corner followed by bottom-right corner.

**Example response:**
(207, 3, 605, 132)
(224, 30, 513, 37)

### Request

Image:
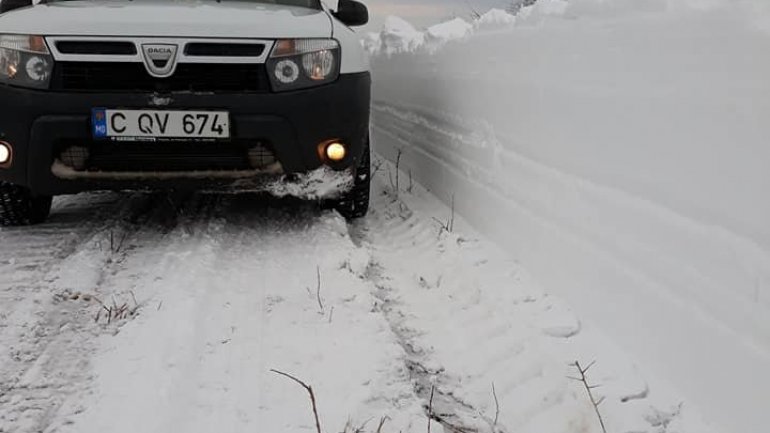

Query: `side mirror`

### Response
(0, 0, 33, 14)
(334, 0, 368, 27)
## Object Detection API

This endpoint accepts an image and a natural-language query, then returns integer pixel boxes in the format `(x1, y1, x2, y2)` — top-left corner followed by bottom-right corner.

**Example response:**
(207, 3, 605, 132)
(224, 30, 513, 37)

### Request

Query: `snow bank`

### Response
(424, 17, 473, 48)
(517, 0, 569, 22)
(474, 8, 516, 29)
(368, 12, 493, 56)
(377, 15, 424, 55)
(370, 3, 770, 433)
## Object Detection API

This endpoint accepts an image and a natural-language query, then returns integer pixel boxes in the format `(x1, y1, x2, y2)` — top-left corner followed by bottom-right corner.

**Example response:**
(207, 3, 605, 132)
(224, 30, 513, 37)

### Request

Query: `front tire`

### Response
(333, 140, 370, 220)
(0, 182, 53, 226)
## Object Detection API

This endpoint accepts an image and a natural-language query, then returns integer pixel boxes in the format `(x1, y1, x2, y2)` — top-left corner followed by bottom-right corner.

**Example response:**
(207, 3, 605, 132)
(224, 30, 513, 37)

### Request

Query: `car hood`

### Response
(0, 0, 332, 38)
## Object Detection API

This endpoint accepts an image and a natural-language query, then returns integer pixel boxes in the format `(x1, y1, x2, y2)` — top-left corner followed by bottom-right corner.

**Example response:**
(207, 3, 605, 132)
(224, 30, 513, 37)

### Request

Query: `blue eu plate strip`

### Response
(92, 108, 108, 138)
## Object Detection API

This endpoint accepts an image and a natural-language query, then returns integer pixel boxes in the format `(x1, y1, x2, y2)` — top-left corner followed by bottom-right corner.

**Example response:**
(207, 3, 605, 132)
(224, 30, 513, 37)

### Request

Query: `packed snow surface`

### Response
(0, 175, 713, 433)
(370, 2, 770, 433)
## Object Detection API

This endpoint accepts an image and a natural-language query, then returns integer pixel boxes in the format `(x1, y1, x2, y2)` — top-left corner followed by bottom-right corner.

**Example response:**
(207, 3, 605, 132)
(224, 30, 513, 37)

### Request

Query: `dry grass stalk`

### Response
(388, 149, 404, 195)
(432, 194, 456, 236)
(394, 149, 402, 194)
(371, 157, 384, 179)
(109, 230, 129, 254)
(375, 416, 390, 433)
(93, 293, 140, 324)
(408, 170, 414, 193)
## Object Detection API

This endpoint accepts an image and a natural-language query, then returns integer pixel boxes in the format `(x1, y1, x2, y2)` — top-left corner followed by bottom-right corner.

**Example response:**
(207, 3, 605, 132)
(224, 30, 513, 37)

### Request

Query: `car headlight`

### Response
(0, 34, 53, 90)
(267, 39, 340, 92)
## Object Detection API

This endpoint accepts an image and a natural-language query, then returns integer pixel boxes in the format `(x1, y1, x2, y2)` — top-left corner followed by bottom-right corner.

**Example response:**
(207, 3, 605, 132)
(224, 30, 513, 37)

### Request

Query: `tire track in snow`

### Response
(349, 170, 621, 433)
(48, 196, 425, 433)
(350, 199, 500, 432)
(47, 194, 234, 432)
(0, 192, 204, 433)
(0, 193, 150, 432)
(363, 260, 495, 433)
(2, 183, 658, 432)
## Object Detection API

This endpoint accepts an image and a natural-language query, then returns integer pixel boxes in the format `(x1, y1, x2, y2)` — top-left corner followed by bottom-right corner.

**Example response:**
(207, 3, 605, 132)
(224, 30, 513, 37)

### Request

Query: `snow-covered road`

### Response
(2, 3, 765, 433)
(0, 162, 711, 433)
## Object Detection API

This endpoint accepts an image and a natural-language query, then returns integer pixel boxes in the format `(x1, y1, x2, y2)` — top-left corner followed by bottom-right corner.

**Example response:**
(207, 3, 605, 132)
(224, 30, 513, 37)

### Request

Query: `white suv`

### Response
(0, 0, 371, 225)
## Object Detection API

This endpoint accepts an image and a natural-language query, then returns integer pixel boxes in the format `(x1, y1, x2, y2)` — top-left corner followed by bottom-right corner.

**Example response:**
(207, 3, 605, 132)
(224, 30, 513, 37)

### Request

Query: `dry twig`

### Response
(571, 361, 607, 433)
(315, 266, 324, 314)
(271, 369, 322, 433)
(427, 385, 435, 433)
(492, 382, 500, 428)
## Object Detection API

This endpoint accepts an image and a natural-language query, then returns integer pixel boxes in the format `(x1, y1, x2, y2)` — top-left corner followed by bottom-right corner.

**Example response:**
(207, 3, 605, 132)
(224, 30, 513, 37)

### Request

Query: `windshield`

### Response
(244, 0, 321, 8)
(31, 0, 324, 7)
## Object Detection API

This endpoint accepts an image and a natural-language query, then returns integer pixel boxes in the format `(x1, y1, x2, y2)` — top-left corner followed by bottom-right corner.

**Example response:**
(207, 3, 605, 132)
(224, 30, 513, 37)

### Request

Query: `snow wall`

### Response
(368, 2, 770, 432)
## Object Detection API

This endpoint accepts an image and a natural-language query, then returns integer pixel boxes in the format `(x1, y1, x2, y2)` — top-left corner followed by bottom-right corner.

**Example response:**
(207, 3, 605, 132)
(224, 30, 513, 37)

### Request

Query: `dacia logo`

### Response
(148, 47, 173, 54)
(141, 43, 179, 78)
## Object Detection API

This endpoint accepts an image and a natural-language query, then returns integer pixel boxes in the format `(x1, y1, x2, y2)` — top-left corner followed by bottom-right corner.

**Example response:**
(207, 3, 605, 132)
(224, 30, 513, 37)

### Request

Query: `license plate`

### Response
(92, 108, 230, 140)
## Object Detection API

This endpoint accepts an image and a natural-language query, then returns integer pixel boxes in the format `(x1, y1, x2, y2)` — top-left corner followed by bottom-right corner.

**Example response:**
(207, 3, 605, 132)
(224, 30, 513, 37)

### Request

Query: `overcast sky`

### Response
(361, 0, 510, 30)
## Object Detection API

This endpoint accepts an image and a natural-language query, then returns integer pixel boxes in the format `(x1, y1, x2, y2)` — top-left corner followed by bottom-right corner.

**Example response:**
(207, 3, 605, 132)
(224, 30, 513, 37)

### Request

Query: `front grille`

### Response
(184, 43, 266, 57)
(51, 62, 270, 93)
(56, 41, 137, 55)
(56, 140, 277, 173)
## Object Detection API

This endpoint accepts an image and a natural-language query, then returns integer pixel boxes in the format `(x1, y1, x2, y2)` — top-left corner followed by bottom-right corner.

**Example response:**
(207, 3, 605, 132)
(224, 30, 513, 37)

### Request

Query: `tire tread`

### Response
(334, 140, 371, 220)
(0, 182, 52, 226)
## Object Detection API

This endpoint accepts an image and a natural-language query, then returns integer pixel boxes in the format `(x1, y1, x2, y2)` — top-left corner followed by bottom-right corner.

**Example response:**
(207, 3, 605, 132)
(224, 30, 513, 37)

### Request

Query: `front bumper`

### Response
(0, 72, 370, 196)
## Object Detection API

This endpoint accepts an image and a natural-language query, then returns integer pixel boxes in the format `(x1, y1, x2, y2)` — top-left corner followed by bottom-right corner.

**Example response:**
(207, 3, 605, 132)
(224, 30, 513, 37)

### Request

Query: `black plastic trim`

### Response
(185, 42, 265, 57)
(56, 41, 137, 55)
(0, 72, 371, 195)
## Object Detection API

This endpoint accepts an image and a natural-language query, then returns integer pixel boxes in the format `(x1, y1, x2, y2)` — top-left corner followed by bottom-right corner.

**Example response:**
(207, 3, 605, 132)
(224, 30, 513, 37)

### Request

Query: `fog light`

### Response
(325, 142, 346, 162)
(0, 141, 11, 166)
